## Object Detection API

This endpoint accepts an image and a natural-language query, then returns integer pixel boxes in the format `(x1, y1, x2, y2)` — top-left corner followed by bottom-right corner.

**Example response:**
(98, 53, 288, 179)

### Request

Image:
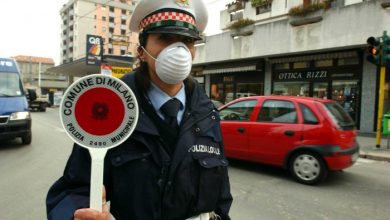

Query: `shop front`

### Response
(271, 51, 363, 128)
(210, 71, 264, 105)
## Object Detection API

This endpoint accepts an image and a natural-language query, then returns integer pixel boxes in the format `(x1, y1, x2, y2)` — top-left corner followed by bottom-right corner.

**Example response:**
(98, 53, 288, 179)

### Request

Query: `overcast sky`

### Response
(0, 0, 229, 65)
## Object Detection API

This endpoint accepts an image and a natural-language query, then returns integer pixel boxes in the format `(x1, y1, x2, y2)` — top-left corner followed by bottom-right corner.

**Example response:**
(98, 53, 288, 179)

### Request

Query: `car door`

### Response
(248, 99, 303, 166)
(219, 99, 258, 160)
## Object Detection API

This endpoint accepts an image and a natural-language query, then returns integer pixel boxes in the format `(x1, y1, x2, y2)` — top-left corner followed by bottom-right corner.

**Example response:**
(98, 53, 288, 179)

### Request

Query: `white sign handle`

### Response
(88, 148, 108, 211)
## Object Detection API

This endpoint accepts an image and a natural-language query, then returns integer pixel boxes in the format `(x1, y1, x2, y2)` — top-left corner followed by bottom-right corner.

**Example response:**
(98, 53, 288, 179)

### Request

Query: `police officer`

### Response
(46, 0, 233, 219)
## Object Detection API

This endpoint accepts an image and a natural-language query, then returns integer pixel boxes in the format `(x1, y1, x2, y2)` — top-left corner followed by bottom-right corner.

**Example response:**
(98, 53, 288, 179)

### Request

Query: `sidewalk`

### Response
(357, 133, 390, 162)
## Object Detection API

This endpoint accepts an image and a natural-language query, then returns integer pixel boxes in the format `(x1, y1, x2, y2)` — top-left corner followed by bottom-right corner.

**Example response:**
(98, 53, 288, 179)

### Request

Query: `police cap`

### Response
(129, 0, 208, 40)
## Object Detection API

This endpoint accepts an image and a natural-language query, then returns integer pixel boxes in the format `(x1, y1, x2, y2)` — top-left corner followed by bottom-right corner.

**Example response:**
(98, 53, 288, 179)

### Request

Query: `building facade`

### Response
(193, 0, 390, 133)
(60, 0, 138, 64)
(12, 55, 68, 98)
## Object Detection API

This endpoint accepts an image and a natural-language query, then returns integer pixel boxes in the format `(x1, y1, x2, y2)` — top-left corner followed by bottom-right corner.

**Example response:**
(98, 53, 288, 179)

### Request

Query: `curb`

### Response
(359, 151, 390, 162)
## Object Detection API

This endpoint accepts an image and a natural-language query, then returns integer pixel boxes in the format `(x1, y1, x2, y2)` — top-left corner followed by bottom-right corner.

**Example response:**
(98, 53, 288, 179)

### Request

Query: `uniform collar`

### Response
(147, 82, 186, 112)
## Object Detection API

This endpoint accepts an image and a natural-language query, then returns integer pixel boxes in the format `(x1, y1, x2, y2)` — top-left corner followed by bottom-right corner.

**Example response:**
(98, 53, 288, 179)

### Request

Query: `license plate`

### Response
(351, 152, 359, 162)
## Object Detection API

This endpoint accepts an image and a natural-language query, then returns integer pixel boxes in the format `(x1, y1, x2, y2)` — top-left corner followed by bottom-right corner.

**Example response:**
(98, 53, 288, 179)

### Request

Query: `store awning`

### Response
(47, 55, 135, 77)
(269, 51, 358, 64)
(203, 65, 257, 74)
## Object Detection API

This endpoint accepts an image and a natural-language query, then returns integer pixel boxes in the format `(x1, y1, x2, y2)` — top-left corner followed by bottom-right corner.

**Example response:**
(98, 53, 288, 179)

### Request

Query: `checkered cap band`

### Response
(139, 11, 196, 31)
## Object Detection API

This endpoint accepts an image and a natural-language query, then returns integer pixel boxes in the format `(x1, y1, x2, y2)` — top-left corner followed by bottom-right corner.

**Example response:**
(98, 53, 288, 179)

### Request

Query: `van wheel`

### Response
(289, 151, 328, 185)
(21, 132, 32, 145)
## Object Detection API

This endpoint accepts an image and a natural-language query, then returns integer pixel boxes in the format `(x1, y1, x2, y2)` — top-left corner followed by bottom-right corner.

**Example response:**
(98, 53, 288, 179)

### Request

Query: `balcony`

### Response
(289, 8, 324, 26)
(288, 2, 326, 26)
(226, 1, 244, 13)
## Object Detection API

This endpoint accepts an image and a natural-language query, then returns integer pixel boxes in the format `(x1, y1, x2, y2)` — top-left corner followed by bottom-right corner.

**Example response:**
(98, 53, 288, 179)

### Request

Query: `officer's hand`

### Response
(74, 186, 110, 220)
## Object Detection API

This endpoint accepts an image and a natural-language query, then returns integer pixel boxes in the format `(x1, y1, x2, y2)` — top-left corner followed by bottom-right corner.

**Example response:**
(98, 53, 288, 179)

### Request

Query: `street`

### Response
(1, 108, 390, 220)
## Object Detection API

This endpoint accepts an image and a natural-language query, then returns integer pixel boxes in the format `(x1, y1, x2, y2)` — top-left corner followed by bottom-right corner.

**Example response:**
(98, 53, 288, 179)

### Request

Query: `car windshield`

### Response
(0, 72, 24, 97)
(323, 102, 355, 130)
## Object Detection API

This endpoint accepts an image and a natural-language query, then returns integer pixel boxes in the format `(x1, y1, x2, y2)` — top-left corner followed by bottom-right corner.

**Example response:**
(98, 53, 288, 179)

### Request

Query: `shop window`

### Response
(273, 82, 309, 96)
(220, 100, 257, 121)
(313, 82, 328, 99)
(258, 100, 297, 123)
(299, 103, 319, 124)
(236, 83, 263, 97)
(314, 59, 333, 67)
(332, 80, 359, 123)
(293, 61, 310, 69)
(274, 63, 290, 70)
(338, 57, 359, 66)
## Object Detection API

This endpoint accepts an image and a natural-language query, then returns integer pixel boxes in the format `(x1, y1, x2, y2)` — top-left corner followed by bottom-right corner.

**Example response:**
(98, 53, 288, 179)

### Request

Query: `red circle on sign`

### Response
(75, 88, 125, 136)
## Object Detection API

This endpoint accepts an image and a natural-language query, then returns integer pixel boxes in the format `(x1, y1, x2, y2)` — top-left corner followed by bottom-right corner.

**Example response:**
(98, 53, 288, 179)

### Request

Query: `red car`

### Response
(219, 96, 359, 185)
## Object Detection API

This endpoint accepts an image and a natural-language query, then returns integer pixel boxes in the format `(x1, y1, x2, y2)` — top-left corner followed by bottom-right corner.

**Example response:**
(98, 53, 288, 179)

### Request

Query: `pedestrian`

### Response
(46, 0, 233, 219)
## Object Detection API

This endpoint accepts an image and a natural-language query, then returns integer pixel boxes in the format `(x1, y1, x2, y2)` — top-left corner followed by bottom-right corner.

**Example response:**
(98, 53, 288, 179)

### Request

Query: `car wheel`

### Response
(21, 132, 32, 145)
(289, 151, 328, 185)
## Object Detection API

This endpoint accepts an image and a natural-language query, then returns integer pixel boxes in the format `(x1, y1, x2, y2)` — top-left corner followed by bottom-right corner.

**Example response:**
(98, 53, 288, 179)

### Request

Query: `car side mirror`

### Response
(27, 89, 37, 102)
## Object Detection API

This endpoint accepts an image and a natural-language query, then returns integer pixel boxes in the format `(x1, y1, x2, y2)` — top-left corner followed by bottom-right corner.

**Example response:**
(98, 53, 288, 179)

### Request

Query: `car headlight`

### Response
(10, 112, 31, 120)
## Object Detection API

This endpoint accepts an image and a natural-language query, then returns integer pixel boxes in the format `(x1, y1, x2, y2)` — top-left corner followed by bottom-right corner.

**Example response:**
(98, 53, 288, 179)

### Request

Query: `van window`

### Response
(0, 72, 24, 97)
(299, 103, 319, 124)
(258, 100, 297, 123)
(220, 100, 257, 121)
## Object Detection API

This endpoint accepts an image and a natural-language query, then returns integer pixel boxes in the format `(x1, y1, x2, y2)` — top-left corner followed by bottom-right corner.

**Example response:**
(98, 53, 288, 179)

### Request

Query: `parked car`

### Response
(219, 96, 359, 185)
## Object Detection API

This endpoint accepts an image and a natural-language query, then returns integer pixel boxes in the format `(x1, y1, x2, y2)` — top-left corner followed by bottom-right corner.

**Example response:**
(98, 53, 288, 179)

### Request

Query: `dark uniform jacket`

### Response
(46, 71, 233, 220)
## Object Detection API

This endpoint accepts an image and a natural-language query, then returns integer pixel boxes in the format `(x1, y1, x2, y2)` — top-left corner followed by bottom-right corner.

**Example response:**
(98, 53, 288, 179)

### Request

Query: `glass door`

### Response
(332, 80, 359, 124)
(313, 82, 328, 99)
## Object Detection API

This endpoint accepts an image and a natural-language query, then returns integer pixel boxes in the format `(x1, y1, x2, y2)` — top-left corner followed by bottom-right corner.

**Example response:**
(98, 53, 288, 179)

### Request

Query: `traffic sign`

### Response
(61, 74, 138, 149)
(60, 74, 139, 211)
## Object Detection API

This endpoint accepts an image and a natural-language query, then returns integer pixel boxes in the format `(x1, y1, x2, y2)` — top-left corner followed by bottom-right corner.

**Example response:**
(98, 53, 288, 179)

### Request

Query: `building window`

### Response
(102, 27, 106, 32)
(121, 9, 127, 15)
(121, 19, 126, 25)
(293, 61, 310, 69)
(274, 63, 290, 70)
(230, 11, 243, 22)
(109, 48, 113, 54)
(109, 17, 115, 23)
(109, 6, 115, 12)
(109, 27, 114, 33)
(314, 59, 333, 67)
(121, 29, 126, 35)
(102, 16, 106, 21)
(121, 50, 126, 55)
(338, 57, 359, 66)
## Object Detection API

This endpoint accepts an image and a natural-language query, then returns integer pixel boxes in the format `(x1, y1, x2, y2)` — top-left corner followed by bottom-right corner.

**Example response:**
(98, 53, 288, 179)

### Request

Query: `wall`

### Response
(195, 0, 390, 64)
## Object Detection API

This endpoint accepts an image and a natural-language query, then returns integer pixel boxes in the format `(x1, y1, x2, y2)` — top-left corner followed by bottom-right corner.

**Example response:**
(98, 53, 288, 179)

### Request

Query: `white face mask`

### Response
(142, 42, 192, 84)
